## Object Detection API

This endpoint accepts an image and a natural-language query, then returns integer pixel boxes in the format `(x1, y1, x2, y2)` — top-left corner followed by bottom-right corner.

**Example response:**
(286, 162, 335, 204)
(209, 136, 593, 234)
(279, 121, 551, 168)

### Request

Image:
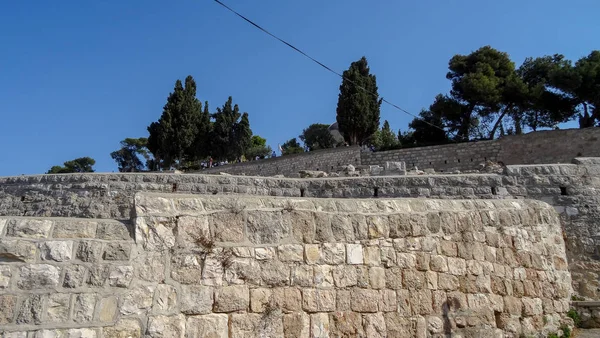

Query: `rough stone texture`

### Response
(0, 186, 579, 336)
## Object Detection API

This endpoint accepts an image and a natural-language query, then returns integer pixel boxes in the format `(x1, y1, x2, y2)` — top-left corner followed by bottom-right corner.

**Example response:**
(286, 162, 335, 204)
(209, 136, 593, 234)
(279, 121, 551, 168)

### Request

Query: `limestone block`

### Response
(370, 267, 386, 289)
(396, 253, 416, 269)
(260, 260, 289, 286)
(7, 219, 52, 238)
(102, 242, 131, 261)
(284, 312, 310, 338)
(336, 290, 351, 311)
(108, 265, 134, 288)
(134, 253, 166, 282)
(314, 213, 335, 242)
(278, 244, 303, 262)
(430, 255, 448, 272)
(438, 273, 459, 291)
(522, 297, 543, 316)
(304, 244, 321, 264)
(62, 265, 86, 288)
(364, 313, 387, 337)
(170, 254, 203, 284)
(0, 294, 17, 325)
(0, 239, 37, 262)
(503, 296, 523, 315)
(247, 211, 289, 244)
(381, 247, 397, 267)
(364, 246, 381, 266)
(403, 270, 425, 290)
(330, 214, 354, 242)
(291, 265, 313, 287)
(153, 284, 178, 312)
(333, 265, 357, 287)
(102, 318, 142, 338)
(285, 210, 316, 243)
(380, 289, 397, 312)
(73, 294, 96, 323)
(302, 289, 336, 312)
(210, 212, 244, 243)
(175, 216, 210, 248)
(52, 220, 97, 238)
(346, 244, 363, 264)
(367, 215, 389, 239)
(388, 214, 411, 238)
(447, 257, 467, 276)
(86, 265, 108, 287)
(135, 194, 175, 216)
(250, 288, 271, 313)
(0, 265, 11, 289)
(313, 265, 334, 288)
(329, 312, 364, 337)
(66, 328, 97, 338)
(214, 285, 249, 312)
(311, 313, 330, 338)
(385, 267, 403, 289)
(321, 243, 345, 264)
(410, 289, 433, 315)
(96, 221, 131, 241)
(96, 296, 118, 323)
(186, 314, 228, 338)
(75, 241, 102, 263)
(121, 285, 155, 315)
(17, 264, 61, 289)
(45, 293, 71, 323)
(147, 314, 186, 338)
(351, 289, 380, 312)
(273, 287, 302, 313)
(181, 285, 213, 315)
(254, 247, 276, 261)
(16, 294, 43, 324)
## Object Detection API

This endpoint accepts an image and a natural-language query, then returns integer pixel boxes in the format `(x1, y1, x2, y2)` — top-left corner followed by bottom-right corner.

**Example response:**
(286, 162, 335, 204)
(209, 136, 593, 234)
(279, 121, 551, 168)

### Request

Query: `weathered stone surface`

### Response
(250, 288, 271, 313)
(134, 253, 166, 282)
(247, 211, 289, 244)
(181, 285, 213, 315)
(302, 289, 336, 312)
(210, 212, 244, 242)
(153, 284, 178, 312)
(214, 285, 249, 312)
(75, 241, 102, 263)
(0, 294, 17, 325)
(186, 314, 228, 338)
(102, 242, 131, 261)
(52, 220, 97, 238)
(16, 294, 43, 324)
(66, 328, 97, 338)
(108, 265, 134, 287)
(86, 265, 108, 287)
(321, 243, 345, 265)
(102, 318, 142, 338)
(0, 265, 11, 289)
(96, 221, 131, 241)
(329, 312, 364, 337)
(96, 296, 118, 322)
(0, 239, 37, 262)
(255, 247, 276, 260)
(230, 313, 284, 338)
(62, 265, 86, 288)
(7, 219, 52, 238)
(121, 285, 155, 315)
(170, 254, 203, 284)
(147, 314, 186, 338)
(284, 312, 310, 338)
(278, 244, 303, 262)
(73, 294, 96, 323)
(311, 313, 330, 337)
(351, 288, 381, 312)
(17, 264, 61, 289)
(346, 243, 363, 264)
(260, 260, 289, 286)
(45, 293, 71, 323)
(313, 265, 334, 288)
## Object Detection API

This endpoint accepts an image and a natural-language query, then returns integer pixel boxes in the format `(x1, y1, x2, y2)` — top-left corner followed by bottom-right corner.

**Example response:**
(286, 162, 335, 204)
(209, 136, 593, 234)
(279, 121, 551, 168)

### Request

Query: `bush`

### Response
(567, 309, 582, 328)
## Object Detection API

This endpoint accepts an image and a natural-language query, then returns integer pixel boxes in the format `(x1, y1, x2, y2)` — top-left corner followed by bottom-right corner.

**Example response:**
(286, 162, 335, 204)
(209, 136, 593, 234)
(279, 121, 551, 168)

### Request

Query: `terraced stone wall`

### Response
(0, 193, 573, 337)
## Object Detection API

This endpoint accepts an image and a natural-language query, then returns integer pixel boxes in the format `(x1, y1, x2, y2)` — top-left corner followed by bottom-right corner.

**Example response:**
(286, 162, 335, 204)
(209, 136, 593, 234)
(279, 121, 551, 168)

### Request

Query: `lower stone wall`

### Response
(0, 193, 573, 337)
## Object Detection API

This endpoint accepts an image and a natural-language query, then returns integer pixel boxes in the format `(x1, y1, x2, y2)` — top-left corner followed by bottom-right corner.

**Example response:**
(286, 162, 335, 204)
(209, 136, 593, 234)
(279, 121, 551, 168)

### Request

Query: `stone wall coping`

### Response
(572, 301, 600, 307)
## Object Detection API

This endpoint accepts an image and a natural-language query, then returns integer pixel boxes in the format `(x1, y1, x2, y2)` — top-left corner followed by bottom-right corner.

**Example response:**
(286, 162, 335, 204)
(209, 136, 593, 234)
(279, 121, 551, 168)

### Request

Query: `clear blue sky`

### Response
(1, 0, 598, 176)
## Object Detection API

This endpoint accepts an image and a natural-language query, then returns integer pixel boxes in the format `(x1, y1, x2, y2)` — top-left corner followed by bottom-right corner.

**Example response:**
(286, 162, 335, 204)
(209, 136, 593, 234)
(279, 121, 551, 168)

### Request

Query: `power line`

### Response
(213, 0, 447, 133)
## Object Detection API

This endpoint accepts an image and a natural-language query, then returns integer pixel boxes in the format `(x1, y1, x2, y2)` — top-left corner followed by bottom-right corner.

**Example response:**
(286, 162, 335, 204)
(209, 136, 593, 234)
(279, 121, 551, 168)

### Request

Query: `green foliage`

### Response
(299, 123, 336, 151)
(245, 135, 272, 160)
(567, 309, 582, 328)
(47, 157, 96, 174)
(336, 56, 382, 145)
(407, 108, 450, 146)
(110, 138, 150, 172)
(370, 120, 401, 151)
(281, 138, 304, 155)
(560, 324, 572, 338)
(211, 97, 253, 161)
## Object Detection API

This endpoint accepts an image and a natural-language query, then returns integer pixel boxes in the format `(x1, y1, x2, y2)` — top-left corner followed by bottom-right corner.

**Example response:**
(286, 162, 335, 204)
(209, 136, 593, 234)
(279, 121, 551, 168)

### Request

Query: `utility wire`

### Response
(213, 0, 447, 133)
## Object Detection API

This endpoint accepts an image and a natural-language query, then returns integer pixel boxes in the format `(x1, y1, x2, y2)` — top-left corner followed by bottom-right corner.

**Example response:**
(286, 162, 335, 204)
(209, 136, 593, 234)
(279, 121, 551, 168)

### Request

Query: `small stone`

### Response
(16, 294, 43, 324)
(255, 247, 276, 260)
(7, 219, 52, 238)
(73, 294, 96, 323)
(108, 265, 134, 288)
(17, 264, 61, 289)
(186, 314, 228, 338)
(121, 285, 155, 315)
(346, 244, 363, 264)
(153, 284, 178, 312)
(52, 220, 97, 238)
(181, 285, 213, 315)
(46, 293, 71, 323)
(102, 319, 142, 338)
(86, 265, 108, 287)
(147, 314, 186, 338)
(304, 244, 321, 264)
(62, 265, 86, 288)
(0, 265, 12, 289)
(214, 285, 249, 312)
(311, 313, 330, 338)
(0, 294, 17, 325)
(278, 244, 303, 262)
(321, 243, 345, 264)
(76, 241, 103, 263)
(96, 296, 118, 322)
(102, 242, 131, 261)
(302, 289, 336, 312)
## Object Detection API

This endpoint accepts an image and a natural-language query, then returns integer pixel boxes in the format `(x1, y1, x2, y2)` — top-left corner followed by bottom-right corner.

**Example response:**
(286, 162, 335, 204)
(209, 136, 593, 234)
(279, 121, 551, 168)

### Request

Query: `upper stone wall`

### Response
(0, 193, 574, 337)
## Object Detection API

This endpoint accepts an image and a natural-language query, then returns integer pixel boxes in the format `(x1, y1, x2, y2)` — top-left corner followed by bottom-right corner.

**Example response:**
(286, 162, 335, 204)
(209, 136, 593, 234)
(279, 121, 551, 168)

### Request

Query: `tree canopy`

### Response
(336, 57, 382, 145)
(47, 157, 96, 174)
(245, 135, 273, 160)
(299, 123, 336, 151)
(110, 138, 150, 172)
(281, 138, 304, 155)
(370, 120, 401, 151)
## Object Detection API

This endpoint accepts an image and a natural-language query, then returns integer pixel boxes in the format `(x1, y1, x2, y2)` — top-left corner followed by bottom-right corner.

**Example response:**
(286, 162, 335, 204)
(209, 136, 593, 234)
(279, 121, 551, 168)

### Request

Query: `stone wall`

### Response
(0, 194, 573, 337)
(199, 146, 361, 177)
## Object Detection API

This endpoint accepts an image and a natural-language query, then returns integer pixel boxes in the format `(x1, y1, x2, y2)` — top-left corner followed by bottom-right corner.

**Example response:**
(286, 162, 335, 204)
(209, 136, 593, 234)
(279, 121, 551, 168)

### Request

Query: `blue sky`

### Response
(1, 0, 598, 176)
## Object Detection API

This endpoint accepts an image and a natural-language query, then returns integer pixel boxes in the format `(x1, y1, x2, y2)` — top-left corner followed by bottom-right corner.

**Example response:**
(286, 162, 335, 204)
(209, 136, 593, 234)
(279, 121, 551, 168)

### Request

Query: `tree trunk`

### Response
(489, 108, 510, 139)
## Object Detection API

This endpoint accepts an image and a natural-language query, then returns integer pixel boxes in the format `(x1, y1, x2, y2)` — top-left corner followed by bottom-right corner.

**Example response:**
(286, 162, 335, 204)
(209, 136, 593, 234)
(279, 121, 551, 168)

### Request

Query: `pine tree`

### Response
(336, 57, 382, 145)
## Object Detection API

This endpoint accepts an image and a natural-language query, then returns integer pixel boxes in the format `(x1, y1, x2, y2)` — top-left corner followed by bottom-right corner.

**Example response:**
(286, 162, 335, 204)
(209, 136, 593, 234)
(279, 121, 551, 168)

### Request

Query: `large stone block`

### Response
(102, 318, 142, 338)
(76, 241, 103, 263)
(96, 221, 132, 241)
(45, 293, 71, 323)
(351, 288, 380, 312)
(16, 294, 43, 324)
(0, 294, 17, 325)
(153, 284, 178, 312)
(247, 211, 290, 244)
(86, 265, 109, 287)
(7, 219, 52, 238)
(210, 212, 244, 243)
(329, 312, 364, 337)
(214, 285, 249, 312)
(17, 264, 61, 289)
(0, 265, 11, 289)
(284, 312, 310, 338)
(311, 313, 330, 338)
(186, 314, 228, 338)
(121, 285, 155, 316)
(96, 296, 118, 323)
(147, 314, 186, 338)
(0, 239, 37, 262)
(302, 289, 336, 312)
(181, 285, 213, 315)
(108, 265, 134, 288)
(170, 254, 203, 284)
(52, 220, 97, 238)
(73, 294, 96, 323)
(62, 264, 86, 288)
(102, 242, 131, 261)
